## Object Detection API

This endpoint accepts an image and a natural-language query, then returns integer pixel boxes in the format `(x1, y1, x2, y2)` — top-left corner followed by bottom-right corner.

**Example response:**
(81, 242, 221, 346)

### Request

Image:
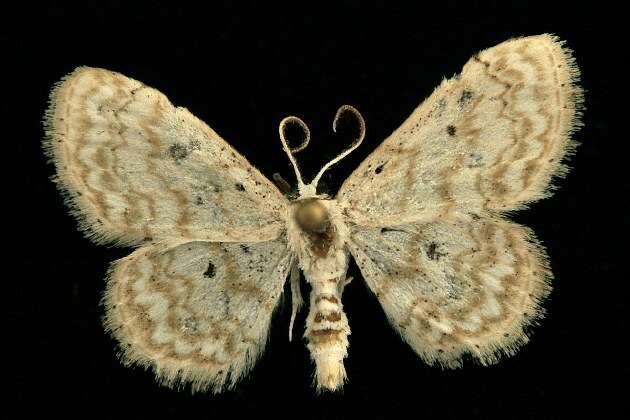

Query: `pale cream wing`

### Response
(338, 34, 582, 225)
(104, 237, 293, 392)
(347, 212, 550, 368)
(44, 67, 287, 246)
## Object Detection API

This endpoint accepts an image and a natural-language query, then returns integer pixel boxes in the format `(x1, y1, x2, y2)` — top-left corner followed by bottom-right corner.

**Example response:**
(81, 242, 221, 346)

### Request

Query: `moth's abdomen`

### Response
(305, 277, 350, 391)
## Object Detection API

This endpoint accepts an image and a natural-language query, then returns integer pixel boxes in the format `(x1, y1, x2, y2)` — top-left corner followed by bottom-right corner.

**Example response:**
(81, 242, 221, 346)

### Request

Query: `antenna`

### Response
(311, 105, 365, 188)
(278, 105, 365, 197)
(278, 115, 310, 193)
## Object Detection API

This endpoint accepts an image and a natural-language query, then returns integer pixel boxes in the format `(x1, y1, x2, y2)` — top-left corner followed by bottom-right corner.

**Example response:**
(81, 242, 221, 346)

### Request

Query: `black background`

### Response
(6, 1, 625, 419)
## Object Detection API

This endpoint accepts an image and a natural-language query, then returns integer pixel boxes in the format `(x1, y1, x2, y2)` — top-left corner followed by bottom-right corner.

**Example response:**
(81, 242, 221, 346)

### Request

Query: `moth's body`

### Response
(288, 197, 351, 389)
(44, 34, 582, 393)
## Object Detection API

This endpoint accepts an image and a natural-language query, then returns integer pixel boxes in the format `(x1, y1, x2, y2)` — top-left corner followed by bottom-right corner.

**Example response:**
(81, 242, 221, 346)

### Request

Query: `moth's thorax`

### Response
(287, 198, 350, 282)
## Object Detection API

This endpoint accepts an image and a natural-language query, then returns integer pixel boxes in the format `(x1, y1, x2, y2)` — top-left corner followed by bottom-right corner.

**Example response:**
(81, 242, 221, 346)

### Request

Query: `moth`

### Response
(44, 34, 582, 393)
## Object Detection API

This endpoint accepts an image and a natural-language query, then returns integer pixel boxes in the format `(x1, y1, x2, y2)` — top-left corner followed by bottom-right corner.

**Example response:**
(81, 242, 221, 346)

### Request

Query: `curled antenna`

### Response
(311, 105, 365, 188)
(279, 116, 311, 189)
(281, 116, 311, 154)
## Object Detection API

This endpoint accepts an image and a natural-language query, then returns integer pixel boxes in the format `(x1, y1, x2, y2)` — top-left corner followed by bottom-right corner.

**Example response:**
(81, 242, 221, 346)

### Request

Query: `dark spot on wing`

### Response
(426, 242, 447, 261)
(204, 260, 216, 278)
(169, 143, 189, 163)
(240, 244, 251, 254)
(447, 125, 457, 136)
(458, 89, 474, 108)
(375, 163, 385, 174)
(235, 183, 246, 191)
(195, 196, 204, 205)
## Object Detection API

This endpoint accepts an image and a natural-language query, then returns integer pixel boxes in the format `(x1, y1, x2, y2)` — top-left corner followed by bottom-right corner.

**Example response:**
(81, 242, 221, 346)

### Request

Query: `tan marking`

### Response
(314, 312, 342, 323)
(107, 241, 281, 373)
(308, 328, 344, 345)
(315, 295, 339, 304)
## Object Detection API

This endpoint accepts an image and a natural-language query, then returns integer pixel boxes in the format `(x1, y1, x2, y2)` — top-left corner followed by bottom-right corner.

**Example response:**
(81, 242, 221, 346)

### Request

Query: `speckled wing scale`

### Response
(339, 34, 582, 225)
(348, 214, 551, 367)
(104, 238, 293, 392)
(44, 34, 582, 393)
(339, 34, 582, 367)
(44, 67, 286, 245)
(44, 67, 293, 392)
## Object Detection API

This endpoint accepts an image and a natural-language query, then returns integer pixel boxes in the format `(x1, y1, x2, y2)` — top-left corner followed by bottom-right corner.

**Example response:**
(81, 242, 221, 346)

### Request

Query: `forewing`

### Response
(44, 67, 287, 246)
(338, 35, 582, 225)
(104, 237, 293, 392)
(348, 213, 550, 368)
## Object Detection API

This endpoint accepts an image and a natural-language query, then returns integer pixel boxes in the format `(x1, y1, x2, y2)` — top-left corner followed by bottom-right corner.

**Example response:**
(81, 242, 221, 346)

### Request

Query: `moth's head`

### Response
(278, 105, 365, 199)
(294, 199, 330, 234)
